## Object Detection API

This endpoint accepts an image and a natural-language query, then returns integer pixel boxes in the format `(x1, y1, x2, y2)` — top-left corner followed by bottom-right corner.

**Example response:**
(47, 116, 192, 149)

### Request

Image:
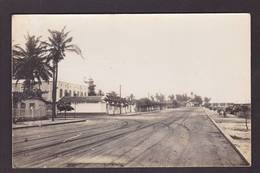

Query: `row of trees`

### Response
(103, 92, 211, 114)
(13, 27, 83, 121)
(103, 92, 166, 114)
(135, 98, 165, 112)
(104, 92, 135, 114)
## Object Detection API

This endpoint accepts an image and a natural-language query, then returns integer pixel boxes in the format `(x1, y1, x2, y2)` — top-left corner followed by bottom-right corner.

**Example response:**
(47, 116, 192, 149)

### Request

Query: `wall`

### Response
(70, 102, 107, 113)
(64, 103, 136, 115)
(107, 104, 136, 115)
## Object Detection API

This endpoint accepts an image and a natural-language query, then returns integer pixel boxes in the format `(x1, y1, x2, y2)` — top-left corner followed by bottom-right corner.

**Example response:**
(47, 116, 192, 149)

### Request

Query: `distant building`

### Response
(12, 80, 136, 116)
(210, 103, 234, 108)
(185, 99, 201, 107)
(12, 80, 88, 102)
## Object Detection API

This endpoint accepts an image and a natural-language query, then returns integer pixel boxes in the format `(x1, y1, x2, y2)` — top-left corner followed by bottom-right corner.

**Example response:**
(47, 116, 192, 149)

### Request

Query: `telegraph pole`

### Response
(119, 84, 122, 114)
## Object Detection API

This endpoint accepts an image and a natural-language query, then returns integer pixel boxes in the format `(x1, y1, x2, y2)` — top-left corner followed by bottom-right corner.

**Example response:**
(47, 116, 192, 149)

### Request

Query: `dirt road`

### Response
(12, 107, 248, 168)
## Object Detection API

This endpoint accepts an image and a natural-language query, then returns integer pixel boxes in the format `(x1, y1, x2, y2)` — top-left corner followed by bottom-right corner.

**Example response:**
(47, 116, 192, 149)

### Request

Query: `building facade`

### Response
(12, 80, 89, 102)
(58, 96, 107, 114)
(13, 98, 48, 120)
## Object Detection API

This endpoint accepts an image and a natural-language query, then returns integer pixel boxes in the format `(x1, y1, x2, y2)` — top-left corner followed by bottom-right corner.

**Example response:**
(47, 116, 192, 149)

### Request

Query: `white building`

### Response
(59, 96, 106, 114)
(12, 80, 88, 101)
(12, 80, 136, 116)
(13, 97, 48, 120)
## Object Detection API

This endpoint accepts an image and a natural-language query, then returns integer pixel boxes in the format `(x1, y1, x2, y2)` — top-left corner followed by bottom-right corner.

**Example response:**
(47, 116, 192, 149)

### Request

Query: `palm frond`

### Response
(12, 34, 52, 91)
(65, 44, 85, 59)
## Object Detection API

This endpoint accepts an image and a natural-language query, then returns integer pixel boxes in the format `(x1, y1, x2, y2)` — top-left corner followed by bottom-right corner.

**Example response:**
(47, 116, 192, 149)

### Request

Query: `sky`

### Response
(12, 14, 251, 103)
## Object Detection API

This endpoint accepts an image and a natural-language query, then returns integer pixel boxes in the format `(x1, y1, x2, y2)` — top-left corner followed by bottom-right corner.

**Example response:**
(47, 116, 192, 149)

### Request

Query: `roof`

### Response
(185, 99, 199, 104)
(58, 96, 104, 104)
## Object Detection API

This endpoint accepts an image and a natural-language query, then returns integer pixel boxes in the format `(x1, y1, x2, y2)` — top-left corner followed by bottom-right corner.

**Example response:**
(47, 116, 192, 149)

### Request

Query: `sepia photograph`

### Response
(11, 14, 251, 168)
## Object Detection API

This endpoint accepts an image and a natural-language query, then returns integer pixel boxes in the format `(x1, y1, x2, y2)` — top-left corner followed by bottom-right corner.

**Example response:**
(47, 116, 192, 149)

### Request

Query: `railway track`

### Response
(13, 108, 248, 168)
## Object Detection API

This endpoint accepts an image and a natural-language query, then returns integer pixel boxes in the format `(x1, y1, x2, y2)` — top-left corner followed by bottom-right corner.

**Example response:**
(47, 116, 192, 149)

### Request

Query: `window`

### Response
(81, 92, 83, 96)
(65, 90, 68, 96)
(69, 90, 72, 96)
(29, 103, 35, 109)
(73, 91, 76, 96)
(84, 92, 86, 96)
(21, 103, 26, 108)
(60, 89, 63, 98)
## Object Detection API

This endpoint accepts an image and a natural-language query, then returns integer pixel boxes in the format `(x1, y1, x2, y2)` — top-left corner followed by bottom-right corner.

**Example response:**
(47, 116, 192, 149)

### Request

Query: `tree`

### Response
(233, 105, 250, 131)
(204, 97, 211, 103)
(172, 99, 179, 108)
(104, 92, 119, 115)
(241, 105, 250, 131)
(97, 90, 104, 96)
(127, 94, 135, 105)
(104, 92, 131, 115)
(168, 94, 175, 101)
(204, 97, 211, 107)
(129, 94, 135, 101)
(13, 34, 52, 92)
(57, 100, 74, 119)
(136, 97, 160, 112)
(176, 94, 190, 103)
(44, 27, 84, 121)
(155, 93, 166, 110)
(155, 93, 165, 102)
(175, 94, 190, 107)
(167, 94, 179, 108)
(192, 95, 203, 105)
(88, 85, 96, 96)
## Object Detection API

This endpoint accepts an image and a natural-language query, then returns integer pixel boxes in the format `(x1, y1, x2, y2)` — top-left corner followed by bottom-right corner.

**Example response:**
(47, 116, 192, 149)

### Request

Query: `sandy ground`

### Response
(13, 107, 248, 168)
(205, 109, 251, 164)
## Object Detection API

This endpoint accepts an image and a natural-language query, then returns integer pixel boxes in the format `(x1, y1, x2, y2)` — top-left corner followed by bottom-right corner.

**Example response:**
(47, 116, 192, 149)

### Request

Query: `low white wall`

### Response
(107, 105, 136, 115)
(71, 102, 107, 113)
(66, 102, 137, 114)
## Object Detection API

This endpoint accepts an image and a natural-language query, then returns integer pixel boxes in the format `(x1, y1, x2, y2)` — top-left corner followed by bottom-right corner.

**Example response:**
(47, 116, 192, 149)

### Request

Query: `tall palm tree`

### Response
(13, 34, 52, 93)
(44, 27, 84, 121)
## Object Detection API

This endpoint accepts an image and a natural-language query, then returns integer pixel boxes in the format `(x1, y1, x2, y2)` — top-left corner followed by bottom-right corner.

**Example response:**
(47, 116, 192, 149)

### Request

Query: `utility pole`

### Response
(119, 84, 121, 114)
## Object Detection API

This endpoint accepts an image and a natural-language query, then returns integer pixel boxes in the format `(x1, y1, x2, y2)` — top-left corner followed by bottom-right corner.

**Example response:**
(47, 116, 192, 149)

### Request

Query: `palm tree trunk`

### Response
(55, 63, 58, 117)
(29, 79, 33, 91)
(51, 62, 57, 121)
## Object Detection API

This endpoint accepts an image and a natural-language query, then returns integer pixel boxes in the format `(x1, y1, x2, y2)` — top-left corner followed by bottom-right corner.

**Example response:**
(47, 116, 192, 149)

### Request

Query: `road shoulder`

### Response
(13, 119, 86, 129)
(204, 108, 251, 166)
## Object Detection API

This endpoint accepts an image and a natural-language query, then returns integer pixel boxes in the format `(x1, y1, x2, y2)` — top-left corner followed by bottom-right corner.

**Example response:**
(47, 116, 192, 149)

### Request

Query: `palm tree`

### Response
(13, 34, 52, 93)
(44, 27, 84, 121)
